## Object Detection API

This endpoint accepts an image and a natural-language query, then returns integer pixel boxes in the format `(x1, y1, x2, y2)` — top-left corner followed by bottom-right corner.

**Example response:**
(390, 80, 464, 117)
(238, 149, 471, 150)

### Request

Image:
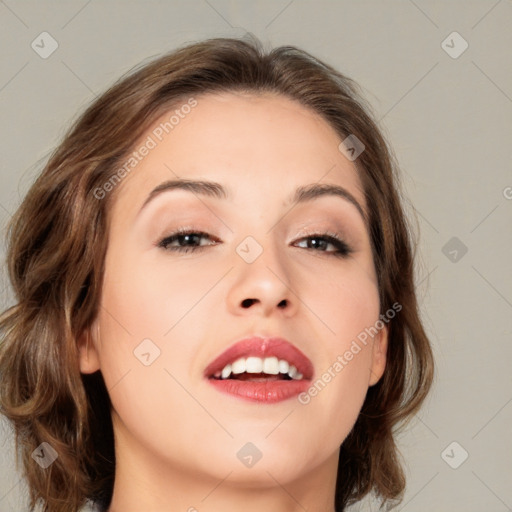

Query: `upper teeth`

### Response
(216, 356, 303, 380)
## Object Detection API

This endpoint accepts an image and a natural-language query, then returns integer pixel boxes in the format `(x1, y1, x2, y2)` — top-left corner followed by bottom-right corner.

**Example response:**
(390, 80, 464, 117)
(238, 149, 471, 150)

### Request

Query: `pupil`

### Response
(310, 238, 325, 250)
(183, 234, 198, 245)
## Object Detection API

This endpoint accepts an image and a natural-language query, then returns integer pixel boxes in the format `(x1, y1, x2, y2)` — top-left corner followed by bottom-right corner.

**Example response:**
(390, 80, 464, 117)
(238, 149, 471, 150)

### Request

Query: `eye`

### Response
(157, 228, 219, 253)
(156, 228, 353, 257)
(294, 232, 353, 257)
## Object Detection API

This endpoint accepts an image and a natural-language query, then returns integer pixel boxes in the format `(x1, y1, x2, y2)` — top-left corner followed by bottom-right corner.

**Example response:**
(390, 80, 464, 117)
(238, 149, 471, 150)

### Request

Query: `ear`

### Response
(368, 323, 388, 387)
(77, 320, 101, 374)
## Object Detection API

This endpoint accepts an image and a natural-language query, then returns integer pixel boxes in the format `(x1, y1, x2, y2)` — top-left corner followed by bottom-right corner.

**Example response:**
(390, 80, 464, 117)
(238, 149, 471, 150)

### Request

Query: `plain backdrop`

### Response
(1, 1, 511, 511)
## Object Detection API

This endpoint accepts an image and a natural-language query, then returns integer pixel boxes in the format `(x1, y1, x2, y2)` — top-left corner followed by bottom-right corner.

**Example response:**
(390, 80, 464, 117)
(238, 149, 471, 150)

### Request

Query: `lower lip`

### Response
(207, 378, 310, 403)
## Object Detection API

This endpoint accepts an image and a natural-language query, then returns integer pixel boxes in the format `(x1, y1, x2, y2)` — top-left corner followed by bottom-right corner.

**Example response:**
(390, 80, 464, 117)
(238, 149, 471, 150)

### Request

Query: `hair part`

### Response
(0, 34, 434, 512)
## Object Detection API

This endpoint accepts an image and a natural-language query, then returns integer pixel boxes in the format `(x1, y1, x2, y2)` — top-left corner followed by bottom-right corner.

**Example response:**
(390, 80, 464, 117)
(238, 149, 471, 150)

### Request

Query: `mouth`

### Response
(204, 336, 314, 403)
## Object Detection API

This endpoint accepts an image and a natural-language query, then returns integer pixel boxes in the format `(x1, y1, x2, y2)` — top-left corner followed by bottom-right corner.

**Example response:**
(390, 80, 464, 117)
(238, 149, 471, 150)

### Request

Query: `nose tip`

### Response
(227, 239, 296, 318)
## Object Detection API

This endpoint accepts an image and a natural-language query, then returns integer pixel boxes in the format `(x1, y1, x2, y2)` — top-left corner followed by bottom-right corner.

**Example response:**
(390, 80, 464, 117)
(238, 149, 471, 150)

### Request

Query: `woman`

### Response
(0, 34, 434, 512)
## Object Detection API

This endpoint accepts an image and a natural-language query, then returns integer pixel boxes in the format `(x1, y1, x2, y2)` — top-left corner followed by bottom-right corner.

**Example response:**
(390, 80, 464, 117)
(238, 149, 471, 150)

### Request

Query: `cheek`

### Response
(100, 245, 218, 340)
(300, 256, 380, 343)
(295, 262, 380, 435)
(94, 249, 214, 404)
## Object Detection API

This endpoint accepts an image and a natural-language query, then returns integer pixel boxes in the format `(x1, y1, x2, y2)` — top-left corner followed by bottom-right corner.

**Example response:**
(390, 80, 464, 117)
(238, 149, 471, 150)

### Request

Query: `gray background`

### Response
(1, 1, 511, 511)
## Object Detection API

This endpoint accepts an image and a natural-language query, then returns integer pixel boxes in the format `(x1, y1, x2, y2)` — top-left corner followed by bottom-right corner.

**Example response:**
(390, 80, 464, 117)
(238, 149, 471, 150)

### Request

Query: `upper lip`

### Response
(204, 336, 314, 380)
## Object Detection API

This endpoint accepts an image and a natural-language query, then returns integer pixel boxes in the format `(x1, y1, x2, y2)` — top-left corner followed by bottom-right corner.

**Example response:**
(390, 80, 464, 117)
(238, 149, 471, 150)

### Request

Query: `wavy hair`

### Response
(0, 34, 434, 512)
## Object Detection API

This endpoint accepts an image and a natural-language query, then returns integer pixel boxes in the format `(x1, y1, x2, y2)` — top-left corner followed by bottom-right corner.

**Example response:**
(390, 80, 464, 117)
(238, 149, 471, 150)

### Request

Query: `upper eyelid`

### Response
(143, 200, 364, 231)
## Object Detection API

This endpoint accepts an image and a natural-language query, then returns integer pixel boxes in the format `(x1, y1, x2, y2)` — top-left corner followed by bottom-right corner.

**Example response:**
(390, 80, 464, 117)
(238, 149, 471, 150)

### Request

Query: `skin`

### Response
(78, 91, 388, 512)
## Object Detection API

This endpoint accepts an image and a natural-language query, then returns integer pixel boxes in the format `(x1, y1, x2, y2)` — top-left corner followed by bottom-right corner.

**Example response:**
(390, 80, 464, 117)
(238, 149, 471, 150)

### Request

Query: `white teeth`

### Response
(278, 359, 289, 373)
(221, 364, 232, 379)
(231, 358, 246, 374)
(262, 356, 279, 374)
(246, 357, 263, 373)
(215, 356, 303, 380)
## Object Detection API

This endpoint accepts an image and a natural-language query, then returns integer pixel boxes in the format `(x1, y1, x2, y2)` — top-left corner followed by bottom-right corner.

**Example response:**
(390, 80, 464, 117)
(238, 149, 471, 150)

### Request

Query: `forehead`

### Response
(111, 91, 366, 219)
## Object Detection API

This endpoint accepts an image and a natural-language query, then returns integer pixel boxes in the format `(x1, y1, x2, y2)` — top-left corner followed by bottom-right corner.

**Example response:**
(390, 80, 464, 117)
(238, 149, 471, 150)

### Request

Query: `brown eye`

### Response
(294, 232, 352, 257)
(158, 229, 219, 253)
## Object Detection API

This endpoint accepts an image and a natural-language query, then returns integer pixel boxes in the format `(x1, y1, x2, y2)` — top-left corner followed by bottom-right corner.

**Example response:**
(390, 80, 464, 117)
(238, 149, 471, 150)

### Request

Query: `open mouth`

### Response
(204, 336, 312, 403)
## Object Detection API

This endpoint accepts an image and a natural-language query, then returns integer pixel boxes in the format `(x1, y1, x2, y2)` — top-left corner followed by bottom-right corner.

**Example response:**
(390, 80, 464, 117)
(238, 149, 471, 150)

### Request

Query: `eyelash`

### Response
(157, 228, 353, 258)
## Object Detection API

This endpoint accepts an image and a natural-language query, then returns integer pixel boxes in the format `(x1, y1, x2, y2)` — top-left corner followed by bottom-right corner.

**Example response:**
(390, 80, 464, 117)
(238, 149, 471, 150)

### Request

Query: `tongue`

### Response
(233, 372, 283, 382)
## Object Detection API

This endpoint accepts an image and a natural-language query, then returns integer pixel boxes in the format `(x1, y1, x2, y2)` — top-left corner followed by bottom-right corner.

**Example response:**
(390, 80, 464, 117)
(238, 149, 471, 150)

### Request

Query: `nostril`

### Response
(241, 298, 288, 308)
(241, 298, 257, 308)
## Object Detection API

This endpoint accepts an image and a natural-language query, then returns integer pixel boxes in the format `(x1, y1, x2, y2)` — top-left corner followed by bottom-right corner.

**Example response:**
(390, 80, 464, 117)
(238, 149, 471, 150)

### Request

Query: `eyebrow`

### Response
(138, 178, 368, 225)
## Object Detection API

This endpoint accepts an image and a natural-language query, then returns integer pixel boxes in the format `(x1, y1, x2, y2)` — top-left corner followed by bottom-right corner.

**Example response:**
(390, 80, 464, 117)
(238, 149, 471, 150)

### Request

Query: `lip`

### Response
(204, 336, 314, 403)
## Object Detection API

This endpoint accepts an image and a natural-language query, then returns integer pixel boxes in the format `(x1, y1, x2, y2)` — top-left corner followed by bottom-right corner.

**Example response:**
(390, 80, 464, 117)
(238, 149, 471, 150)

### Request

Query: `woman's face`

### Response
(79, 92, 387, 490)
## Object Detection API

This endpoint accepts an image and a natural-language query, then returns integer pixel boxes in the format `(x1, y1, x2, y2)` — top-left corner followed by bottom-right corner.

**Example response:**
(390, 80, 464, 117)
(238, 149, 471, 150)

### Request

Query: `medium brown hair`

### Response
(0, 34, 434, 512)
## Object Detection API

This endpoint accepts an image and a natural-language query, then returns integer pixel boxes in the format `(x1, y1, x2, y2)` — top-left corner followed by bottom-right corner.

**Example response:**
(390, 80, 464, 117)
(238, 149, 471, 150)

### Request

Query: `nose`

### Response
(226, 239, 297, 318)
